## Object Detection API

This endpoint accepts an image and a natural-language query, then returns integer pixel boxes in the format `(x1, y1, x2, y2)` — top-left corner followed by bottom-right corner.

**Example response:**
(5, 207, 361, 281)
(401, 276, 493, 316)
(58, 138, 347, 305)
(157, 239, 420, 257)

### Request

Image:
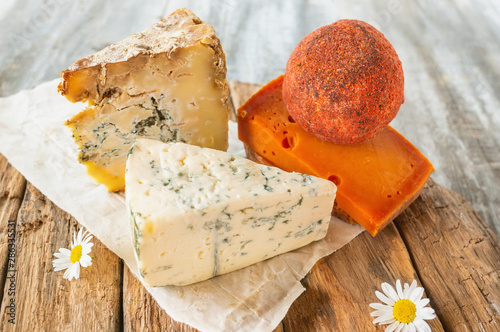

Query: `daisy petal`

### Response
(73, 262, 81, 279)
(63, 264, 76, 280)
(396, 280, 404, 299)
(377, 317, 398, 325)
(382, 282, 400, 302)
(374, 312, 396, 324)
(405, 280, 417, 298)
(79, 255, 92, 267)
(53, 253, 68, 260)
(414, 318, 432, 332)
(419, 307, 436, 320)
(410, 287, 425, 303)
(408, 322, 417, 332)
(83, 232, 92, 245)
(416, 298, 430, 308)
(376, 290, 396, 305)
(54, 262, 72, 271)
(395, 324, 405, 332)
(370, 303, 390, 310)
(385, 320, 401, 332)
(371, 309, 392, 317)
(53, 258, 72, 266)
(53, 254, 72, 263)
(82, 240, 92, 248)
(58, 248, 72, 256)
(77, 228, 84, 243)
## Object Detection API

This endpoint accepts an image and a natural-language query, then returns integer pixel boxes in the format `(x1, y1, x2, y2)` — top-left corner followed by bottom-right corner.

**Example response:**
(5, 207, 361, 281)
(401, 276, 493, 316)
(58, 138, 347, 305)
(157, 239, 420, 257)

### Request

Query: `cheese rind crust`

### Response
(59, 9, 229, 191)
(283, 20, 404, 144)
(125, 139, 336, 286)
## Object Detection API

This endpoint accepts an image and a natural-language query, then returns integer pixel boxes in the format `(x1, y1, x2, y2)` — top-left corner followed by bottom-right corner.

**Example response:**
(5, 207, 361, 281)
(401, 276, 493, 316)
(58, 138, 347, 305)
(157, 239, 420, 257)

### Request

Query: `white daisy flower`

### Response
(370, 279, 436, 332)
(53, 227, 93, 281)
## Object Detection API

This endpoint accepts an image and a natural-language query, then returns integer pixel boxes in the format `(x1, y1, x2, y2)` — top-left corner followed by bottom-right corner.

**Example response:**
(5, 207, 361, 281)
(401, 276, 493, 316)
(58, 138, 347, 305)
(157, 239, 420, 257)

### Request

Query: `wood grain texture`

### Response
(0, 183, 122, 331)
(122, 265, 195, 332)
(0, 154, 25, 306)
(282, 224, 444, 331)
(122, 263, 286, 332)
(395, 179, 500, 331)
(228, 81, 261, 116)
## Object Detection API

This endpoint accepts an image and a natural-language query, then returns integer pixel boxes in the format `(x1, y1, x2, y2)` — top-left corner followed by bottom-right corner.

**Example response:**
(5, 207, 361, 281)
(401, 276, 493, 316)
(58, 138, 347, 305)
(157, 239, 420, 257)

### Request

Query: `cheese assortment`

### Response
(237, 76, 434, 236)
(125, 139, 336, 286)
(59, 9, 230, 192)
(57, 9, 435, 286)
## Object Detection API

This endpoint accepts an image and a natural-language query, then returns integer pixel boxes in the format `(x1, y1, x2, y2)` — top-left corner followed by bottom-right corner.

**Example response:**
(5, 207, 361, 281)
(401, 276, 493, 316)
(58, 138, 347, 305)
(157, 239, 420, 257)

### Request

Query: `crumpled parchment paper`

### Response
(0, 79, 364, 332)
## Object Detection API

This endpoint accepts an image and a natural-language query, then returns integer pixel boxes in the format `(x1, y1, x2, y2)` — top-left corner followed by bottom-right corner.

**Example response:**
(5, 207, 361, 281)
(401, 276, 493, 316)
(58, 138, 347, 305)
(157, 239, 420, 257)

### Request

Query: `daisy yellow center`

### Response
(393, 299, 417, 323)
(70, 244, 83, 264)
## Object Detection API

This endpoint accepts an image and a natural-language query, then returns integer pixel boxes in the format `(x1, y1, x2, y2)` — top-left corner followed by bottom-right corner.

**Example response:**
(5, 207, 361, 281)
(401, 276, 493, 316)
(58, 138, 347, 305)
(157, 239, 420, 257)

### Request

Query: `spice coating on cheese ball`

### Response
(283, 20, 404, 144)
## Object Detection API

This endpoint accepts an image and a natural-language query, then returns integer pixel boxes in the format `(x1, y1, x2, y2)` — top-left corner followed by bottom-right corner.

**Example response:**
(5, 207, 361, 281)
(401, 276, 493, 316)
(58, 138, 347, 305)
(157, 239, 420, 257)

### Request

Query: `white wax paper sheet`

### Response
(0, 79, 364, 332)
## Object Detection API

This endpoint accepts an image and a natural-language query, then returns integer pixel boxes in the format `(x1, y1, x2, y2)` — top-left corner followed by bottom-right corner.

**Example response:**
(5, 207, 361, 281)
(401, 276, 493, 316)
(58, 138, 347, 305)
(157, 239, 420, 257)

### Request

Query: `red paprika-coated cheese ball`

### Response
(283, 19, 404, 144)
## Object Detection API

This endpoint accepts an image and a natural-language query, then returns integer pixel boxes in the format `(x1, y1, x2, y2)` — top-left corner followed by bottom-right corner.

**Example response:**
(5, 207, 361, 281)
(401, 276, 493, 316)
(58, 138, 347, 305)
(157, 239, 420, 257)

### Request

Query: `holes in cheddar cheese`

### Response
(282, 136, 295, 149)
(328, 175, 341, 186)
(282, 138, 290, 149)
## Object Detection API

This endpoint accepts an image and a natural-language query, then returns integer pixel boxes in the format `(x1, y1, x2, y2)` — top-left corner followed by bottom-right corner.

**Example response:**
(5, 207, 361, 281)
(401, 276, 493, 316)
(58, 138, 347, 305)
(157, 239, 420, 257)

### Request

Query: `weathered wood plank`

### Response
(0, 183, 122, 331)
(122, 263, 286, 331)
(0, 155, 26, 306)
(395, 179, 500, 331)
(122, 265, 196, 332)
(281, 223, 445, 331)
(228, 81, 262, 115)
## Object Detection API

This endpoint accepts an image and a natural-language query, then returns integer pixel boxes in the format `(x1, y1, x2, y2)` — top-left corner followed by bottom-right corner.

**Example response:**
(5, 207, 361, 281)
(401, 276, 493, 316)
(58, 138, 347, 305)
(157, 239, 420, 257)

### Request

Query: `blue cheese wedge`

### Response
(125, 139, 336, 286)
(59, 9, 229, 192)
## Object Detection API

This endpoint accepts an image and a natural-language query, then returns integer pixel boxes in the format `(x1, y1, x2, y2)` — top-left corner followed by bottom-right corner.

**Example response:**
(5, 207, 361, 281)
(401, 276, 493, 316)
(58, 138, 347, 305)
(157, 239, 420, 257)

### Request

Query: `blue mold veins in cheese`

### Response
(125, 139, 337, 286)
(59, 9, 229, 192)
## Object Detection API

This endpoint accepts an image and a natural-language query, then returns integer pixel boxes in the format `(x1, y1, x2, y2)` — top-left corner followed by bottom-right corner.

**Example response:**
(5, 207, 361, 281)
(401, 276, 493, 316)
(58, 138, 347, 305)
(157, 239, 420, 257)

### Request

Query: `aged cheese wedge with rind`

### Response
(125, 139, 336, 286)
(238, 75, 434, 236)
(59, 9, 229, 192)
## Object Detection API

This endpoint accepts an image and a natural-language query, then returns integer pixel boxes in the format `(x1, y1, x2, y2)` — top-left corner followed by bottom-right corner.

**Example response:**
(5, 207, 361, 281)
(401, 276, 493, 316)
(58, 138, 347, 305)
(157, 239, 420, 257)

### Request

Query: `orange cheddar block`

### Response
(237, 75, 434, 236)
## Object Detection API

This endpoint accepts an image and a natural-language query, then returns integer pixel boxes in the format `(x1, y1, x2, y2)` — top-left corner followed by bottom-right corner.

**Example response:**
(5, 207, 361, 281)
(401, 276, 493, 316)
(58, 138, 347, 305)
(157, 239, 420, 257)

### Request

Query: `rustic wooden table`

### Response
(0, 0, 499, 331)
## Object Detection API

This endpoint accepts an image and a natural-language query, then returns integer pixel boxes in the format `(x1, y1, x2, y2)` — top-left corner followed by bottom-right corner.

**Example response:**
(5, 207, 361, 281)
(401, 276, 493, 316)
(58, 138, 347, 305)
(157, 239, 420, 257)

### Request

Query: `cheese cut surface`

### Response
(238, 75, 434, 236)
(60, 9, 229, 192)
(125, 139, 336, 286)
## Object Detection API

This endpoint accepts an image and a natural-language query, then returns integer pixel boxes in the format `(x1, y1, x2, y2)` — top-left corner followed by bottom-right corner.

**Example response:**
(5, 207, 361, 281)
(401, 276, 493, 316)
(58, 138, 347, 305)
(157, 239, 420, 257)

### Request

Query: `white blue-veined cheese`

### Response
(125, 139, 336, 286)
